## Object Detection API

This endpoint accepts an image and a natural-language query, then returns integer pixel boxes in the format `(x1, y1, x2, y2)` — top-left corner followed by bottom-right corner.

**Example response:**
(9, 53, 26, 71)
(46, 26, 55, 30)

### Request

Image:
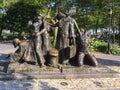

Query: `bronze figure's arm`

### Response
(74, 20, 82, 36)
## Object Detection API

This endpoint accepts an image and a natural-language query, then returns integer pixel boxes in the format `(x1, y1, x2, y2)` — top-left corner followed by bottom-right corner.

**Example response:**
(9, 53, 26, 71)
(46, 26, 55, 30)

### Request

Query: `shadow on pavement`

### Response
(97, 58, 120, 66)
(0, 41, 12, 45)
(0, 53, 10, 73)
(40, 81, 59, 90)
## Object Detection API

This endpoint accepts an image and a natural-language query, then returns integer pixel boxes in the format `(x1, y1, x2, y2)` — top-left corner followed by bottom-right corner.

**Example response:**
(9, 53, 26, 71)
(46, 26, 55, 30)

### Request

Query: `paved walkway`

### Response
(0, 41, 120, 90)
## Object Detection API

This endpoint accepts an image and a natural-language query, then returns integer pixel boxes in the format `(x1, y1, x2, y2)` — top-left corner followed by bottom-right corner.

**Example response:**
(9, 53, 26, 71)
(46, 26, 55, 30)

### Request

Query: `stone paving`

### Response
(0, 41, 120, 90)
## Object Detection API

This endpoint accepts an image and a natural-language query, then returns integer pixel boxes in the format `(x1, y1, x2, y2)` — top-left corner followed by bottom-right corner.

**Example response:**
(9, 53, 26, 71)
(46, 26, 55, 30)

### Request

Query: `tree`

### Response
(0, 0, 20, 35)
(2, 0, 47, 36)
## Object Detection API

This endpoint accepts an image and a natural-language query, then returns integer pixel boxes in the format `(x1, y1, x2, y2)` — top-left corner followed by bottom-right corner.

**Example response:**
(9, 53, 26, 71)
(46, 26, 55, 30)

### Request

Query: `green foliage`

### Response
(89, 38, 120, 55)
(75, 0, 120, 31)
(89, 38, 107, 52)
(1, 0, 47, 34)
(1, 0, 120, 32)
(50, 36, 54, 47)
(111, 44, 120, 55)
(5, 1, 38, 31)
(0, 34, 17, 40)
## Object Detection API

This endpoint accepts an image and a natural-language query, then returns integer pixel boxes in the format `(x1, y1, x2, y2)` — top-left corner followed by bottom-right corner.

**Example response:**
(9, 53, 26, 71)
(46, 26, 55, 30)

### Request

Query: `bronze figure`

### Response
(52, 12, 81, 65)
(27, 15, 47, 67)
(9, 12, 98, 69)
(77, 29, 98, 66)
(10, 38, 37, 63)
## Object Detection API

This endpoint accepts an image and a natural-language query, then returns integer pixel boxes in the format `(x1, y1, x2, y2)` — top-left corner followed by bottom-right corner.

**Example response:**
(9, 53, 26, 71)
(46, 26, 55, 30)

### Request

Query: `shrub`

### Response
(89, 38, 107, 52)
(111, 44, 120, 55)
(89, 38, 120, 55)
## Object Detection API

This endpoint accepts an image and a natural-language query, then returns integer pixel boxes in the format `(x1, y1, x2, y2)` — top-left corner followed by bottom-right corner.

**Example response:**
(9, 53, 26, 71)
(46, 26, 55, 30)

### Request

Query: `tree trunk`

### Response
(0, 28, 2, 36)
(0, 23, 3, 36)
(119, 18, 120, 46)
(95, 18, 99, 35)
(112, 27, 115, 44)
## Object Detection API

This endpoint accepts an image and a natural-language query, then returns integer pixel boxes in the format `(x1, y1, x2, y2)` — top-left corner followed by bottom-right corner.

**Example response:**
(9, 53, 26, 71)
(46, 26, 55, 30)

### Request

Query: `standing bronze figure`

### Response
(27, 15, 47, 68)
(37, 14, 51, 54)
(52, 12, 81, 65)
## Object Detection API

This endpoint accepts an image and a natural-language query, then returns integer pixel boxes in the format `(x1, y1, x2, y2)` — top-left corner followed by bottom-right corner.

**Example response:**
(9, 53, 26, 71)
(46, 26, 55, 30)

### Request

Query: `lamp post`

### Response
(107, 8, 112, 54)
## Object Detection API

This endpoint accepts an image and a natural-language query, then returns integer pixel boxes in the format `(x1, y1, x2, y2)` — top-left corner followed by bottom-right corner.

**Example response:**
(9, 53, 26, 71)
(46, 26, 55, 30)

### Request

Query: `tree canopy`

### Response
(0, 0, 120, 35)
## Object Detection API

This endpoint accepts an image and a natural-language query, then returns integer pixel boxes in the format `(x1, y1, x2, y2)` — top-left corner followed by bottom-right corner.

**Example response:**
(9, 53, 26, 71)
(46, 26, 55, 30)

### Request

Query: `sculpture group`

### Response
(9, 12, 98, 68)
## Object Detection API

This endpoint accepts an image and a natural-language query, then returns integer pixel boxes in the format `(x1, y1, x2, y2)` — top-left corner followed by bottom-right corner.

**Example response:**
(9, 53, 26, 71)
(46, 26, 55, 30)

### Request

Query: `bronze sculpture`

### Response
(37, 14, 51, 54)
(76, 28, 98, 66)
(9, 12, 98, 68)
(27, 14, 47, 67)
(52, 12, 81, 65)
(10, 38, 36, 63)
